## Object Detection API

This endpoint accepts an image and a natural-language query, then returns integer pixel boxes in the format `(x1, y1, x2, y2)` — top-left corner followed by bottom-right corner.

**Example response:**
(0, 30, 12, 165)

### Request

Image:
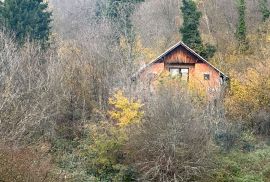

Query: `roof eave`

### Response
(179, 42, 229, 78)
(133, 41, 229, 79)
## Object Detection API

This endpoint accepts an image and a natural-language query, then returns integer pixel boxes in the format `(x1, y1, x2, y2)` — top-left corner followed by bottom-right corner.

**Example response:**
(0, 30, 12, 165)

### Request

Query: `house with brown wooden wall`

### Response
(132, 41, 229, 99)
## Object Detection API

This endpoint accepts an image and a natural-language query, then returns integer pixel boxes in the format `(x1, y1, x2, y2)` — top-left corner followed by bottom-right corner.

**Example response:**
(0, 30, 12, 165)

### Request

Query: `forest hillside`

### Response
(1, 0, 270, 181)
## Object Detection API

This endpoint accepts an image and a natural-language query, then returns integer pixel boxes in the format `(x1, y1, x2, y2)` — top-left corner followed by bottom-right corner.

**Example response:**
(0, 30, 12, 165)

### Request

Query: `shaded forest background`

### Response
(1, 0, 270, 181)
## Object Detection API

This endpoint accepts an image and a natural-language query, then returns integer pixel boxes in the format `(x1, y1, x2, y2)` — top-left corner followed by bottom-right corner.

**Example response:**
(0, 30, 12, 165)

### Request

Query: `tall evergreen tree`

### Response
(180, 0, 216, 59)
(180, 0, 202, 51)
(0, 0, 52, 46)
(0, 1, 3, 27)
(259, 0, 270, 22)
(236, 0, 249, 52)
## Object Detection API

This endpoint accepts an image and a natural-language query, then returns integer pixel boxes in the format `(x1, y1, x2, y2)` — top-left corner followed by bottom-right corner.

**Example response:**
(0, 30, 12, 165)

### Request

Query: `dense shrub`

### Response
(80, 123, 137, 181)
(213, 121, 257, 153)
(127, 85, 213, 181)
(76, 91, 143, 181)
(0, 145, 56, 182)
(208, 146, 270, 182)
(252, 110, 270, 136)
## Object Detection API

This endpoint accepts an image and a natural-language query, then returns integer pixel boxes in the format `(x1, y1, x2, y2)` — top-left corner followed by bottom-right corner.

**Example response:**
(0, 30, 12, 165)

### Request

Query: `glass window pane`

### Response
(170, 68, 180, 76)
(180, 69, 189, 81)
(181, 69, 189, 74)
(204, 74, 210, 80)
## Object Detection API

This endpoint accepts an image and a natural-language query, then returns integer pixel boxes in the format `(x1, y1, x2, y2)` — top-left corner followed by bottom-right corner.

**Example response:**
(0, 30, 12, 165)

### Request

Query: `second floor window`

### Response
(169, 68, 189, 82)
(169, 68, 180, 77)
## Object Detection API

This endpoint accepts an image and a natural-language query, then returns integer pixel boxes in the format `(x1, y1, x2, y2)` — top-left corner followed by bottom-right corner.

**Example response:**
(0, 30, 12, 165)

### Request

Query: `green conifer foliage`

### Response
(0, 0, 52, 46)
(180, 0, 216, 59)
(0, 1, 3, 27)
(180, 0, 203, 51)
(236, 0, 249, 52)
(260, 0, 270, 22)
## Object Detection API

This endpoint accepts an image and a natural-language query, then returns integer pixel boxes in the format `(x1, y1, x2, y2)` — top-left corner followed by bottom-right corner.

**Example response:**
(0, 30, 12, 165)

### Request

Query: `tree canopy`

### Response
(0, 0, 52, 46)
(236, 0, 249, 52)
(260, 0, 270, 22)
(180, 0, 216, 59)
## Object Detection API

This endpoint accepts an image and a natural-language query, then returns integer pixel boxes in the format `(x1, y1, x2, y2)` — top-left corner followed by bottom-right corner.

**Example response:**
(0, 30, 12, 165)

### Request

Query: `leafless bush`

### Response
(252, 110, 270, 136)
(133, 0, 181, 50)
(127, 85, 213, 182)
(0, 144, 57, 182)
(0, 16, 139, 177)
(0, 32, 71, 143)
(0, 31, 58, 144)
(0, 25, 138, 145)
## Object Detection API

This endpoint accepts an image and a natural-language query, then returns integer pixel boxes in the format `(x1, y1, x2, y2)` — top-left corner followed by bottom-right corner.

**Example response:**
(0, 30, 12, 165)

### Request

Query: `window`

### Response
(204, 73, 210, 80)
(169, 68, 180, 77)
(180, 68, 189, 82)
(169, 68, 189, 82)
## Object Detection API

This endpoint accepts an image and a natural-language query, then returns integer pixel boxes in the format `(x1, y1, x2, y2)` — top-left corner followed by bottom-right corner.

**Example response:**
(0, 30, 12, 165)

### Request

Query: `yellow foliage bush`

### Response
(81, 91, 143, 180)
(108, 90, 143, 127)
(81, 121, 137, 181)
(212, 23, 270, 124)
(225, 67, 270, 121)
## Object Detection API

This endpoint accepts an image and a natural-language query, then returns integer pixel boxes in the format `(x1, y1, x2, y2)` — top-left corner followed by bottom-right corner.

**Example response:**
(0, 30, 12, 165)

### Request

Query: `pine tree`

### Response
(0, 1, 4, 27)
(236, 0, 249, 52)
(260, 0, 270, 22)
(0, 0, 52, 46)
(180, 0, 202, 51)
(180, 0, 216, 59)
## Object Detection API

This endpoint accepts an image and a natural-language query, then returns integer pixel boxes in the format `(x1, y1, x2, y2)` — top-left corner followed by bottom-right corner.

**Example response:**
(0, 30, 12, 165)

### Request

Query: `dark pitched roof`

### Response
(133, 41, 229, 79)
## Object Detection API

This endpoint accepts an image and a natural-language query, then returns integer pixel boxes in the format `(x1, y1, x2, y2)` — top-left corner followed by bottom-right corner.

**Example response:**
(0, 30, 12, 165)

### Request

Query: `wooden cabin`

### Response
(132, 41, 229, 98)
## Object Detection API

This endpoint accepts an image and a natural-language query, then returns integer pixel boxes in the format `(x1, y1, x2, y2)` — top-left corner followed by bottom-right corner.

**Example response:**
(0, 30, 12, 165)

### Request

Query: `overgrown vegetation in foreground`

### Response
(0, 39, 269, 181)
(1, 23, 270, 182)
(1, 0, 270, 181)
(212, 146, 270, 182)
